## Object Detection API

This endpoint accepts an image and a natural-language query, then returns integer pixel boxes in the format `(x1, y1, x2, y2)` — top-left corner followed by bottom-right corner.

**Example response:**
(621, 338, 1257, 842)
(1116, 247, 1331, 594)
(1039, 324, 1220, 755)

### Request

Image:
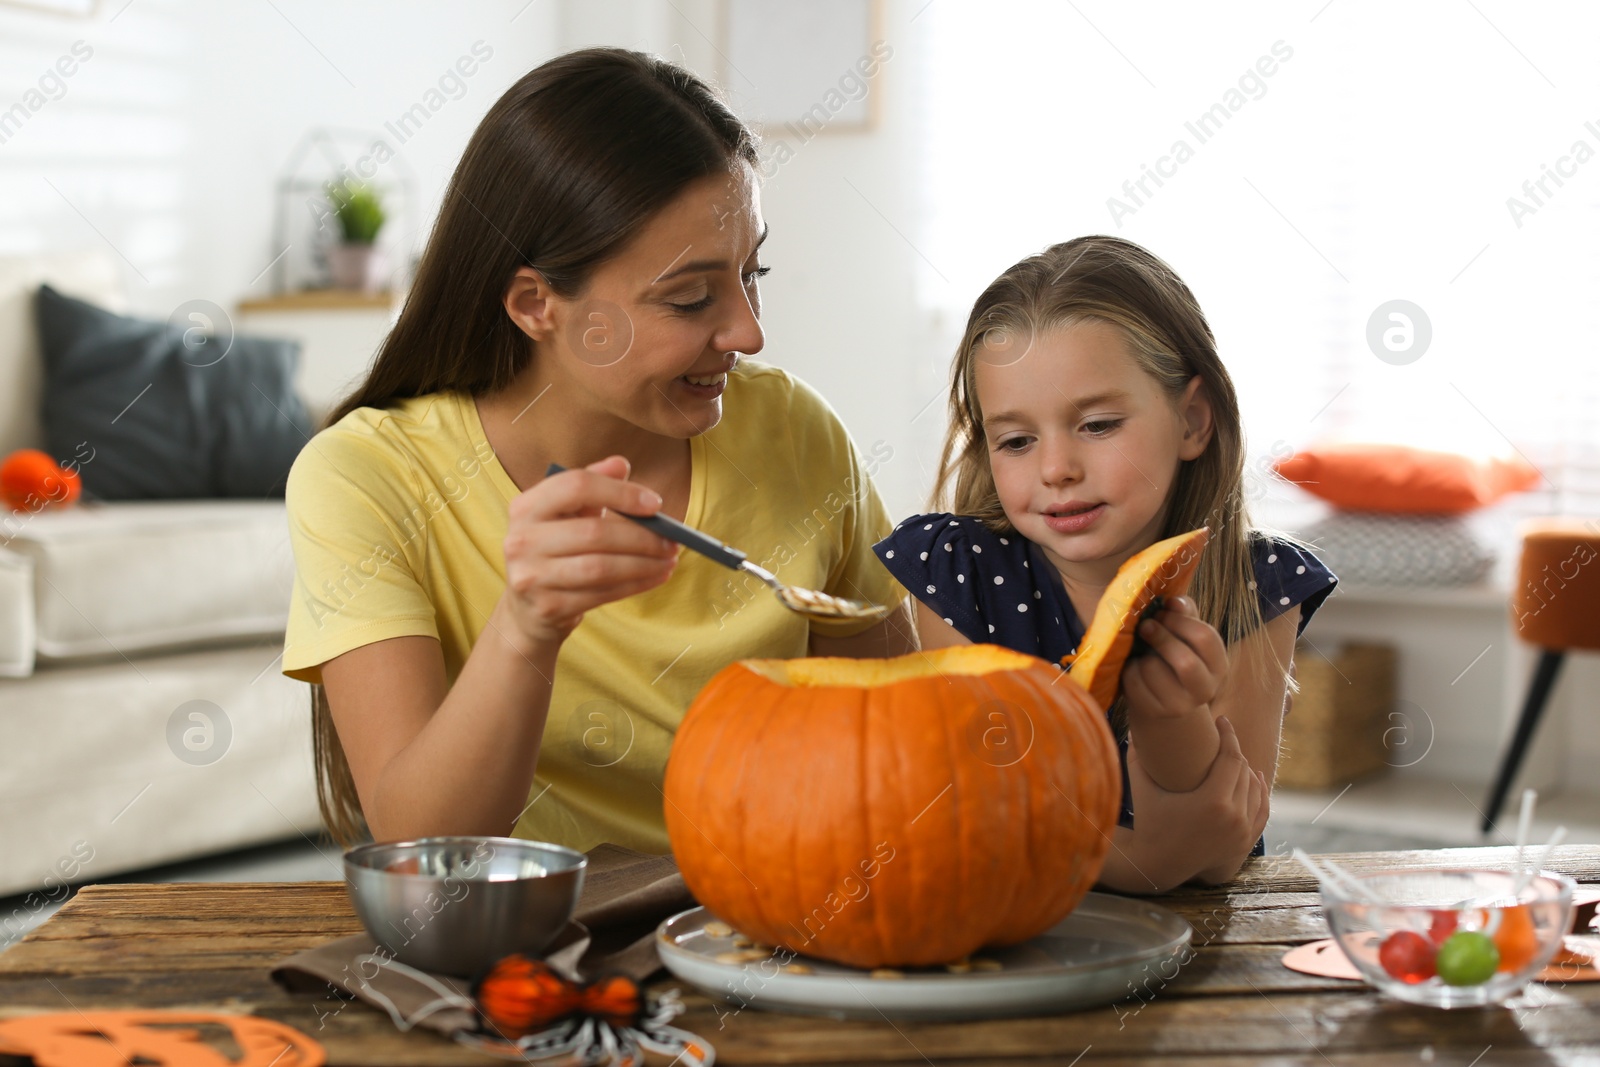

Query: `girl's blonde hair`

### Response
(933, 236, 1285, 714)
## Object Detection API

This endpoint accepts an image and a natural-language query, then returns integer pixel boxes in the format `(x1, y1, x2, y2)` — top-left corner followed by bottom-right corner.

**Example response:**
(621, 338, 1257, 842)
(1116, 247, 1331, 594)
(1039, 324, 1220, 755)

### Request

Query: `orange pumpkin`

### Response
(664, 644, 1121, 969)
(1063, 527, 1210, 709)
(664, 527, 1214, 968)
(0, 449, 81, 513)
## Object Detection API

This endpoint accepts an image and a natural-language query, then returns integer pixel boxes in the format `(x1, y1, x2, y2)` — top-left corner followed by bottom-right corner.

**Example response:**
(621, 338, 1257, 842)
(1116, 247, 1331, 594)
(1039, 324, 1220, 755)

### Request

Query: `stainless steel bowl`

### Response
(344, 836, 586, 977)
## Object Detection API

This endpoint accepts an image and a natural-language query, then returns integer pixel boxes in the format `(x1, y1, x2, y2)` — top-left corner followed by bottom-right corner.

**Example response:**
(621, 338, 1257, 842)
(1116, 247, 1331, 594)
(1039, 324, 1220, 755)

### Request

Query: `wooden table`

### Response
(2, 845, 1598, 1065)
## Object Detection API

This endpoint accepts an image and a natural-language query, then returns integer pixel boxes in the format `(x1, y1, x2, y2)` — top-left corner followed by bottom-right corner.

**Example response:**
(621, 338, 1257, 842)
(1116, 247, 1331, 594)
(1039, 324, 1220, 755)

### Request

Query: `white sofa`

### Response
(0, 251, 322, 899)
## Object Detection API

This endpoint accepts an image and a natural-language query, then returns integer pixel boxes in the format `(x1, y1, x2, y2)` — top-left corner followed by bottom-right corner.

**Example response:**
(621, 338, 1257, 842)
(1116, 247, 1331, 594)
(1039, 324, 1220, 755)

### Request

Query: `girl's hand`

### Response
(1123, 595, 1230, 723)
(501, 455, 680, 648)
(1123, 715, 1270, 889)
(1192, 715, 1272, 884)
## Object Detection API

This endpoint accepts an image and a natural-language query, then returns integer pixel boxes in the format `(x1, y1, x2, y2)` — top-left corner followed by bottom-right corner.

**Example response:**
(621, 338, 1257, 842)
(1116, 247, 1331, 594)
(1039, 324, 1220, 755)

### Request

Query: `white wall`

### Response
(554, 0, 934, 520)
(0, 0, 560, 343)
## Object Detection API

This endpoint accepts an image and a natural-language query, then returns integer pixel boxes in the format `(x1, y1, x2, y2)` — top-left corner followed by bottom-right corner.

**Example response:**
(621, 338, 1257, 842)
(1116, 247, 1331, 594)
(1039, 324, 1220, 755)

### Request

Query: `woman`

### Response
(282, 48, 915, 851)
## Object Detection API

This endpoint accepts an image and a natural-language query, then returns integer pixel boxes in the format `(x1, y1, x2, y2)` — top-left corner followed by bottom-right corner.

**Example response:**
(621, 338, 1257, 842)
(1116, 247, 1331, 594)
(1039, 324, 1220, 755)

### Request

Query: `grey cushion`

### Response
(36, 285, 311, 499)
(1301, 511, 1496, 586)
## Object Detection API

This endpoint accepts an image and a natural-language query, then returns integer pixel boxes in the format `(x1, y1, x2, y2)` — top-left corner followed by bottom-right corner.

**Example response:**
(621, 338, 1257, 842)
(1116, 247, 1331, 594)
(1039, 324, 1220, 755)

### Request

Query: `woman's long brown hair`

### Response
(309, 48, 759, 846)
(931, 236, 1291, 737)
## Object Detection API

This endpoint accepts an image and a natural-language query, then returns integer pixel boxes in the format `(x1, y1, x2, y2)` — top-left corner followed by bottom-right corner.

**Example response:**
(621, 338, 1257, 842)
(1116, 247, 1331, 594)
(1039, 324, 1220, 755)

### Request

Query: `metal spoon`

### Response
(544, 463, 891, 622)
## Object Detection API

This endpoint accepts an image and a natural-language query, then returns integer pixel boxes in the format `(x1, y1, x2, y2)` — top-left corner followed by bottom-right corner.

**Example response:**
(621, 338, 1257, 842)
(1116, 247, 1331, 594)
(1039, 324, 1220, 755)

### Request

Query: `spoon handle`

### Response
(544, 463, 748, 571)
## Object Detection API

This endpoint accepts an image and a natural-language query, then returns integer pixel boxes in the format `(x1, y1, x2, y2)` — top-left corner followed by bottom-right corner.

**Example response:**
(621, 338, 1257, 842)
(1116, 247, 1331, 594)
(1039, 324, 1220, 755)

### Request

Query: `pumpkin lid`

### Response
(1064, 527, 1210, 710)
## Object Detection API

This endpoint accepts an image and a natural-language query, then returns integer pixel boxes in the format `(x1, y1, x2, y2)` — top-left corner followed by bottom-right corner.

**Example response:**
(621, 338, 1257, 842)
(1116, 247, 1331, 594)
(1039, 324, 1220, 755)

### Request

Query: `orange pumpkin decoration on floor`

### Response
(664, 528, 1211, 969)
(1063, 527, 1210, 709)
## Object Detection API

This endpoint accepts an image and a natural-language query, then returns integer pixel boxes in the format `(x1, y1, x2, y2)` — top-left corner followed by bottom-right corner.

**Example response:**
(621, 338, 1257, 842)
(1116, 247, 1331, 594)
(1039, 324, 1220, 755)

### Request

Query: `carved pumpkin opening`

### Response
(742, 643, 1038, 687)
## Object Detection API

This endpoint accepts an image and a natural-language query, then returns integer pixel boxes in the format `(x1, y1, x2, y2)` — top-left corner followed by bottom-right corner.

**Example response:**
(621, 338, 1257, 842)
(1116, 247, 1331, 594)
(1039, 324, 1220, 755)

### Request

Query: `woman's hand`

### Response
(1118, 715, 1270, 891)
(501, 455, 680, 648)
(1122, 595, 1229, 722)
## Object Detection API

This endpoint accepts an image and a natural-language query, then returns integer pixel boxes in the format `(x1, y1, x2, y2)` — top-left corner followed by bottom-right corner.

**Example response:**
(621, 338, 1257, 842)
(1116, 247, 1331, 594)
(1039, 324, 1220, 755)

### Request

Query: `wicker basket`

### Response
(1276, 641, 1397, 791)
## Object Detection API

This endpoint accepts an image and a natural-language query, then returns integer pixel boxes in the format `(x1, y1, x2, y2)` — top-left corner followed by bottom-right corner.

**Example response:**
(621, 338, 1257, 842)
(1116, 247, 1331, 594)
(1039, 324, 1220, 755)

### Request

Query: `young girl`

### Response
(875, 236, 1337, 892)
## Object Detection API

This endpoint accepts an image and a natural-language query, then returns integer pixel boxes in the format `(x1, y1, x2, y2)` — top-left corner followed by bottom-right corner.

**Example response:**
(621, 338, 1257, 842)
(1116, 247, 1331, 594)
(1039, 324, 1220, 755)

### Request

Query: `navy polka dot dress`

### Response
(873, 514, 1338, 851)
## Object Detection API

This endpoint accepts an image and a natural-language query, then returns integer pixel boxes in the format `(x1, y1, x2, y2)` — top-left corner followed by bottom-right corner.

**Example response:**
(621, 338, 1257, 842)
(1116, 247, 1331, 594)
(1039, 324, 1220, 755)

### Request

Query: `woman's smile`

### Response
(674, 358, 737, 398)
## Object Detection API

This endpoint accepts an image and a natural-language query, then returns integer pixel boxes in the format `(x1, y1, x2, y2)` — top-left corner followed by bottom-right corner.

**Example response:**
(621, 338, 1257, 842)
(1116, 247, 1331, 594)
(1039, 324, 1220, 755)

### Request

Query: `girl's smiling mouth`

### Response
(1042, 501, 1106, 533)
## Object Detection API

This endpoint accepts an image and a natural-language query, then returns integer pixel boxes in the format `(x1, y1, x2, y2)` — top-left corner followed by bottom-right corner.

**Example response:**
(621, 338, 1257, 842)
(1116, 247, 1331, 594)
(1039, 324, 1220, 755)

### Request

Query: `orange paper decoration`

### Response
(0, 1010, 324, 1067)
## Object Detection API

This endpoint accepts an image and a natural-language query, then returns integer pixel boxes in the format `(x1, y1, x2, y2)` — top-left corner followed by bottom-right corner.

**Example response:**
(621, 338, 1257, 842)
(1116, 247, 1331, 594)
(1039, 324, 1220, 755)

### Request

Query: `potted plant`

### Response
(323, 180, 388, 293)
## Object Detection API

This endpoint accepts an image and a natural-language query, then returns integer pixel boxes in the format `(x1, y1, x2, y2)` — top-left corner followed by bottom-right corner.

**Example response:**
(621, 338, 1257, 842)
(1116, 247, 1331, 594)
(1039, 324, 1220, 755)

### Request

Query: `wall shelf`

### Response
(237, 289, 395, 314)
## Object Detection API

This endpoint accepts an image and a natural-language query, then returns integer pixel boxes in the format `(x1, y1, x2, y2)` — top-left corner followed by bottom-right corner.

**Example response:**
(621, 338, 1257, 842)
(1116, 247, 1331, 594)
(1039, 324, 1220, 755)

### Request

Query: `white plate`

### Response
(655, 893, 1192, 1021)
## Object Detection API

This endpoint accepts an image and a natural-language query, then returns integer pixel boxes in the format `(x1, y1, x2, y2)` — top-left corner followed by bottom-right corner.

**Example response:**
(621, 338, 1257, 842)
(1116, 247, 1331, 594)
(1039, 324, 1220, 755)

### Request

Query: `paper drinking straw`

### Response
(1512, 825, 1569, 898)
(1294, 847, 1376, 903)
(1513, 788, 1537, 876)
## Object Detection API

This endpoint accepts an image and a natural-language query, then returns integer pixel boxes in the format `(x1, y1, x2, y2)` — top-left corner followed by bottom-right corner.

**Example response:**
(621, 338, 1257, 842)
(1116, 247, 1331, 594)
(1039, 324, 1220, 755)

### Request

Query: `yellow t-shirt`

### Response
(282, 360, 903, 853)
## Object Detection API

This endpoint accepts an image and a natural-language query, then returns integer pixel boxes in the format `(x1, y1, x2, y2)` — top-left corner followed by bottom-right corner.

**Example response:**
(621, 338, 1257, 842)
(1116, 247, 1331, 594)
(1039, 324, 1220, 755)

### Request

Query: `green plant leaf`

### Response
(324, 180, 387, 244)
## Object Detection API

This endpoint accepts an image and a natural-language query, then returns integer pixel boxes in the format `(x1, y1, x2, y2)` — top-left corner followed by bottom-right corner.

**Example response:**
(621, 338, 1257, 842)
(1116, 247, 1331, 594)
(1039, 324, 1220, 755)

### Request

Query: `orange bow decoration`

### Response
(0, 1010, 324, 1067)
(473, 954, 644, 1039)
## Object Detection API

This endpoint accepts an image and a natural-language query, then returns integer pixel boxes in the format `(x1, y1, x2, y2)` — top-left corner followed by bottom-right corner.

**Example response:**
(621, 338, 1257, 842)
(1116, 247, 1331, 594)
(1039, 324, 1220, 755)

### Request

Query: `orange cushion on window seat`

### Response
(1274, 443, 1540, 515)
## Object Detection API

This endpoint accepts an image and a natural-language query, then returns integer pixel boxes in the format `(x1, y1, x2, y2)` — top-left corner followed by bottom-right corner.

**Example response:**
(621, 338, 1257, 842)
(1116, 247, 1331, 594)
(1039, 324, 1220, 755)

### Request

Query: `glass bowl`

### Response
(1321, 867, 1574, 1008)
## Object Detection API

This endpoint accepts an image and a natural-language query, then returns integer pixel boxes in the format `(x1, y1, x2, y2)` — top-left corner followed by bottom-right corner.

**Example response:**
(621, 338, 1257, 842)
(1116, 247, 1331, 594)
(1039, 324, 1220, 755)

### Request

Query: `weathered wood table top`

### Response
(2, 845, 1598, 1065)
